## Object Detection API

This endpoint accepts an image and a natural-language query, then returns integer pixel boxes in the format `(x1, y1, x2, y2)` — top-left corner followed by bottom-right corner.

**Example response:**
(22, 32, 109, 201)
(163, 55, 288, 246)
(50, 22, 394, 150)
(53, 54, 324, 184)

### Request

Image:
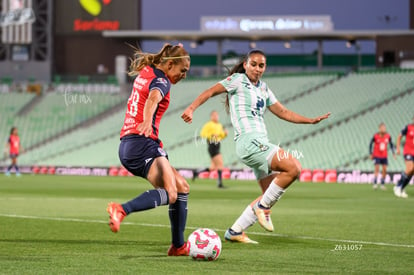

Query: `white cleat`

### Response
(252, 202, 274, 232)
(224, 230, 258, 244)
(372, 184, 378, 190)
(400, 190, 408, 199)
(393, 186, 402, 198)
(380, 185, 387, 191)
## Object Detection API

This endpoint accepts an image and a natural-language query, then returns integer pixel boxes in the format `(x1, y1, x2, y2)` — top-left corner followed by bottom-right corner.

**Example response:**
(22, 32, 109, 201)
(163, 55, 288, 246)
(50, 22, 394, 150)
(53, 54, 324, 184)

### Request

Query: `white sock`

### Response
(259, 180, 285, 208)
(230, 205, 257, 233)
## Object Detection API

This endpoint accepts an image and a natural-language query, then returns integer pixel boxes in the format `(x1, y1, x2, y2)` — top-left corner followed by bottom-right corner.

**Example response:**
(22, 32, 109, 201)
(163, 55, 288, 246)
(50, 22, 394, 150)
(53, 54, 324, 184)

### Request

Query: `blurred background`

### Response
(1, 0, 413, 183)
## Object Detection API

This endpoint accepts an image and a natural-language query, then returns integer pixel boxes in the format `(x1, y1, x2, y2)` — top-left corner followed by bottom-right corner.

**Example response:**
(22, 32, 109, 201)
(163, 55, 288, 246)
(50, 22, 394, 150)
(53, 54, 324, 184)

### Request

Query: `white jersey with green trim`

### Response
(219, 73, 278, 139)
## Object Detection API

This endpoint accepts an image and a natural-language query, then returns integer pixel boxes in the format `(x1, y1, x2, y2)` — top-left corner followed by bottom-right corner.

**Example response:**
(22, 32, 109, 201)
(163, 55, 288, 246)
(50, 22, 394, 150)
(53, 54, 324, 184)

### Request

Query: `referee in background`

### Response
(196, 110, 228, 188)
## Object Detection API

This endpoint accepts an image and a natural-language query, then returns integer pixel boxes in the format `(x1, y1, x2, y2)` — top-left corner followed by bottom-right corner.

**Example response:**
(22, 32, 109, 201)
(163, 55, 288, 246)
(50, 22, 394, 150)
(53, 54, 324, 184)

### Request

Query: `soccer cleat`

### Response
(400, 190, 408, 199)
(16, 172, 21, 177)
(224, 229, 258, 244)
(372, 184, 378, 190)
(252, 202, 274, 232)
(167, 241, 189, 256)
(5, 171, 10, 177)
(107, 202, 126, 233)
(393, 186, 402, 198)
(380, 185, 386, 191)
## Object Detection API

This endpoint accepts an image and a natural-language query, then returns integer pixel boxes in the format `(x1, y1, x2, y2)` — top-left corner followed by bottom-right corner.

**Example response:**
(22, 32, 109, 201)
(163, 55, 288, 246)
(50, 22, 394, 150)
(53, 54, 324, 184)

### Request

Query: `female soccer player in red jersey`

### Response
(5, 127, 22, 177)
(369, 122, 395, 190)
(394, 116, 414, 198)
(107, 44, 191, 256)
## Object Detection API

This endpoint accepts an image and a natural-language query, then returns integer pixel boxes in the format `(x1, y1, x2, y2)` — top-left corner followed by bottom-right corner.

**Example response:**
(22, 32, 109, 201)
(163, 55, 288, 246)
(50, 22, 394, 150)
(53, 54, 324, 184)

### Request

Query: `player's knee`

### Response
(176, 176, 190, 194)
(289, 159, 301, 180)
(167, 190, 178, 204)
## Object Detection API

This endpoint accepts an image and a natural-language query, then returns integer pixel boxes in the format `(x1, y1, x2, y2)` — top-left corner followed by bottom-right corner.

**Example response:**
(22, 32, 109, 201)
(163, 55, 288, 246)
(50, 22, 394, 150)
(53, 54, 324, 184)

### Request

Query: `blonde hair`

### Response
(129, 43, 190, 76)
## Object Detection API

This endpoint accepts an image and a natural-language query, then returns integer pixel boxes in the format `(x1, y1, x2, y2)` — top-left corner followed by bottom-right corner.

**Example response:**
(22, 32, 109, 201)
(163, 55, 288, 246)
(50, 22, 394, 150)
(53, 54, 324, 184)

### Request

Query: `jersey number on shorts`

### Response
(128, 89, 140, 117)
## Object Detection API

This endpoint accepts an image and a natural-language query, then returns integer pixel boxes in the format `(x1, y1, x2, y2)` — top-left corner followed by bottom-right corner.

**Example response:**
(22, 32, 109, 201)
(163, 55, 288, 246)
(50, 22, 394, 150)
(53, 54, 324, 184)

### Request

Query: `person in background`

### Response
(369, 122, 395, 190)
(5, 127, 22, 177)
(195, 110, 228, 188)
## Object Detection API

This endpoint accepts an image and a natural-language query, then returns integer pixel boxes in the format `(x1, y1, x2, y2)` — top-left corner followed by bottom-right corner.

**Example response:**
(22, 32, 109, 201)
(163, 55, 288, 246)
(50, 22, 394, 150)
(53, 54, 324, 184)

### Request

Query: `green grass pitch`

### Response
(0, 175, 413, 274)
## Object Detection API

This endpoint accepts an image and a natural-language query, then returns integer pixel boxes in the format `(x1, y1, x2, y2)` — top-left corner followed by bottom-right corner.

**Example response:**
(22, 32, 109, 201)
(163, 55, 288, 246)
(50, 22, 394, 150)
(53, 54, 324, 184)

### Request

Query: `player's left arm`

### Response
(369, 137, 375, 159)
(268, 101, 331, 124)
(137, 90, 163, 137)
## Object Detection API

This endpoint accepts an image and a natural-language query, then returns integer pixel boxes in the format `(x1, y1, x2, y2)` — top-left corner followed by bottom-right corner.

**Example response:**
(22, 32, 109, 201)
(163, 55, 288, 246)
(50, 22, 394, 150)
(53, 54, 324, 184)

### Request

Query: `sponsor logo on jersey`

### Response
(156, 77, 168, 87)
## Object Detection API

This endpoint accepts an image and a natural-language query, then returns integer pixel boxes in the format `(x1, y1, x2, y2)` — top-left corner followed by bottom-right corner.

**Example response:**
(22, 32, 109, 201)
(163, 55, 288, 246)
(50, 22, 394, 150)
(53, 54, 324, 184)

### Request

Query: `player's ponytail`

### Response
(129, 43, 190, 76)
(224, 61, 245, 113)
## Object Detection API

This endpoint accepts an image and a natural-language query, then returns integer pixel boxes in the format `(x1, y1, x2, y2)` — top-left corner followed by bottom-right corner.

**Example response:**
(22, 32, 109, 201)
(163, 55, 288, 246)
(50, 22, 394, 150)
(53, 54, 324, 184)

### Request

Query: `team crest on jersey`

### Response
(156, 77, 168, 87)
(158, 147, 167, 156)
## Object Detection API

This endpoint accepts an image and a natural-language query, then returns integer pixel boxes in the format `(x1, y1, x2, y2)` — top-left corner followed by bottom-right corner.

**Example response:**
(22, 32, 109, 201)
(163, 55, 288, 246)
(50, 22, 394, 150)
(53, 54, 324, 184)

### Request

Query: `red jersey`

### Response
(120, 65, 171, 145)
(369, 132, 394, 158)
(8, 135, 20, 154)
(401, 124, 414, 155)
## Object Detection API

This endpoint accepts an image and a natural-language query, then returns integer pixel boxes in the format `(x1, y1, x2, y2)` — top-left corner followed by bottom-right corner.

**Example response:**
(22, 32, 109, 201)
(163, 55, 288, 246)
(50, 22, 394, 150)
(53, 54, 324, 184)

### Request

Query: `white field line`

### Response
(1, 213, 413, 249)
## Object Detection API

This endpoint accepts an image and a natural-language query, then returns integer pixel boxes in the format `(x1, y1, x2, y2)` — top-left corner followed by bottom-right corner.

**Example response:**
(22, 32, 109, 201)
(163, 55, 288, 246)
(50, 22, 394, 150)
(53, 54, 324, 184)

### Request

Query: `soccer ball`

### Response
(187, 228, 222, 261)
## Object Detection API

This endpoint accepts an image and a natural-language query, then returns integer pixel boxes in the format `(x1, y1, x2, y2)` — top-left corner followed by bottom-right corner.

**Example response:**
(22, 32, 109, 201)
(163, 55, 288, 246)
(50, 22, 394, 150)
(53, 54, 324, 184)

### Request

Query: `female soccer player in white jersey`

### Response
(182, 50, 330, 243)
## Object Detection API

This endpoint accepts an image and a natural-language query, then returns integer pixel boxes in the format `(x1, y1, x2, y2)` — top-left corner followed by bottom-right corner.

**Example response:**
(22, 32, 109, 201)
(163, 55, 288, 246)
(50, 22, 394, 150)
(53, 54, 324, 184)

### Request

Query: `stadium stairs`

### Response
(16, 93, 45, 116)
(339, 88, 413, 170)
(282, 85, 413, 149)
(173, 69, 413, 170)
(162, 72, 345, 168)
(26, 85, 130, 149)
(0, 83, 131, 164)
(7, 70, 413, 170)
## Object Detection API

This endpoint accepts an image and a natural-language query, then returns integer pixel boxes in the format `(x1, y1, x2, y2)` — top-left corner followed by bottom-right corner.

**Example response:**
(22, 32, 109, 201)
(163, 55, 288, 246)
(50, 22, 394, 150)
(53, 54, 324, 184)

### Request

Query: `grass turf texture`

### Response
(0, 175, 413, 274)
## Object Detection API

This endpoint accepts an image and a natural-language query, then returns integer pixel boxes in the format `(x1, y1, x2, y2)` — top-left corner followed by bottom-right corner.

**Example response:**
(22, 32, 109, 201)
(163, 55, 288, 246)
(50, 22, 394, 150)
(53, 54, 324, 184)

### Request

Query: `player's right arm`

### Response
(137, 90, 163, 137)
(181, 83, 226, 124)
(4, 138, 11, 155)
(369, 136, 375, 159)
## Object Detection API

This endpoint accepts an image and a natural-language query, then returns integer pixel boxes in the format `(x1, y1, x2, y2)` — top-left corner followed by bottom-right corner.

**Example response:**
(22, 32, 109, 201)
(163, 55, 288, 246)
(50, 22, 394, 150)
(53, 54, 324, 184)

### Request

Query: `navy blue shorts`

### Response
(404, 154, 414, 162)
(119, 135, 168, 179)
(373, 157, 388, 165)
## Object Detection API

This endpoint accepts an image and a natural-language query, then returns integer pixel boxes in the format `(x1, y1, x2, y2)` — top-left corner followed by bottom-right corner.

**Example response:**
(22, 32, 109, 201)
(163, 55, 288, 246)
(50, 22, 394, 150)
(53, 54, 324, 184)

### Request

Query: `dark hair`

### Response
(10, 127, 16, 135)
(379, 122, 385, 127)
(224, 49, 266, 113)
